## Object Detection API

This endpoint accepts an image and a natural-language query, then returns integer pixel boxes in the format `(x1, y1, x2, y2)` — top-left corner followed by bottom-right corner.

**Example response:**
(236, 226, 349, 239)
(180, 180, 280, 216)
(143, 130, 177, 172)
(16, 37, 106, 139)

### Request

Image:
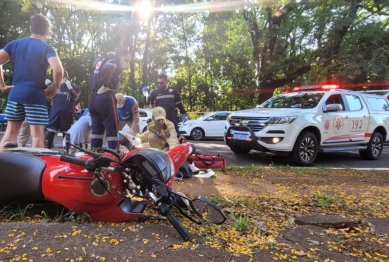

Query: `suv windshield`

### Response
(258, 92, 325, 109)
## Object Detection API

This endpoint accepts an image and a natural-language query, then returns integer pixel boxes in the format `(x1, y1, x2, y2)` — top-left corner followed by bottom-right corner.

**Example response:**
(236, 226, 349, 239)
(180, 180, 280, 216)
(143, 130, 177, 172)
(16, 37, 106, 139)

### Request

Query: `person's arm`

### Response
(131, 103, 140, 134)
(174, 88, 186, 114)
(177, 102, 186, 114)
(165, 123, 179, 148)
(117, 107, 124, 120)
(0, 50, 13, 92)
(67, 82, 80, 102)
(173, 88, 187, 122)
(148, 90, 155, 109)
(139, 129, 151, 140)
(45, 56, 63, 98)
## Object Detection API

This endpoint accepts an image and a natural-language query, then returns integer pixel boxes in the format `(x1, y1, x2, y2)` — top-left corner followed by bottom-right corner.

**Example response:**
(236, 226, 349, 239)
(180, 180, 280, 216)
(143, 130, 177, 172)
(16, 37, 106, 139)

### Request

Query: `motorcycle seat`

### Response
(0, 152, 46, 204)
(5, 147, 61, 156)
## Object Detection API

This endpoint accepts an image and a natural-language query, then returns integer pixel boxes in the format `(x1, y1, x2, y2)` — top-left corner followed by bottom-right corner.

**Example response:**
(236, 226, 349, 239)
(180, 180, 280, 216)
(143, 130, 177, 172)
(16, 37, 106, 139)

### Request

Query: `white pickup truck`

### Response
(225, 85, 389, 166)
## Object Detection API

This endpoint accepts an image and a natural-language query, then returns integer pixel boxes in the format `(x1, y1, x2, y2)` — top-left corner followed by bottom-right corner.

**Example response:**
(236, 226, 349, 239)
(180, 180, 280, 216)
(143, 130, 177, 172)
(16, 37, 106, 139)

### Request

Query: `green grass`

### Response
(55, 207, 90, 222)
(7, 203, 33, 221)
(230, 213, 251, 232)
(315, 192, 334, 207)
(293, 166, 306, 176)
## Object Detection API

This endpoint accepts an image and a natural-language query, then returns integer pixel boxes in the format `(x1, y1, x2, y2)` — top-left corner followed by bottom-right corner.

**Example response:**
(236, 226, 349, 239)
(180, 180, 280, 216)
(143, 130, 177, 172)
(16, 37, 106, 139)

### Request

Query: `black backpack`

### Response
(178, 161, 193, 178)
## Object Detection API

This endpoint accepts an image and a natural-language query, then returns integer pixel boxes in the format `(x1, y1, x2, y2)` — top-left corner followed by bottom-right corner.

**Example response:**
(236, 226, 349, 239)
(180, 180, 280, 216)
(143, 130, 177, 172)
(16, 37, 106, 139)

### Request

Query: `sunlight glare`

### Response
(135, 1, 153, 18)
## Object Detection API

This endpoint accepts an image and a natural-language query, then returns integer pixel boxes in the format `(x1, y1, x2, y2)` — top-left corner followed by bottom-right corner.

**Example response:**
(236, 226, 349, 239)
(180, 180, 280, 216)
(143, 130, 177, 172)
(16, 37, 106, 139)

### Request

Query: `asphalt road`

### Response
(190, 138, 389, 169)
(1, 133, 388, 168)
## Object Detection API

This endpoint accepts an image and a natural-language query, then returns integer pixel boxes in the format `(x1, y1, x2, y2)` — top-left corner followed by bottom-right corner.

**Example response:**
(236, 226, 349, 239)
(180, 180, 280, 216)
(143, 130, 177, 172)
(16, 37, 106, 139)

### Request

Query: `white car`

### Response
(179, 112, 231, 140)
(122, 108, 152, 133)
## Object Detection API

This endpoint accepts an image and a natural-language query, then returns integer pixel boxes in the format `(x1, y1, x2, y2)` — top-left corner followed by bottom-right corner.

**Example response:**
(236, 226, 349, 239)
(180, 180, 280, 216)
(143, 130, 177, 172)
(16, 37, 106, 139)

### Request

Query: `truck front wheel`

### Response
(291, 131, 318, 166)
(229, 146, 251, 154)
(359, 132, 383, 160)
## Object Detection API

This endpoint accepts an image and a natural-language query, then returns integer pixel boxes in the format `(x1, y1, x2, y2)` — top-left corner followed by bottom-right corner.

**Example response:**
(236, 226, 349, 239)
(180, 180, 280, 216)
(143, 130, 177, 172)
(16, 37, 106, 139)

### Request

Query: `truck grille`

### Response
(229, 116, 270, 132)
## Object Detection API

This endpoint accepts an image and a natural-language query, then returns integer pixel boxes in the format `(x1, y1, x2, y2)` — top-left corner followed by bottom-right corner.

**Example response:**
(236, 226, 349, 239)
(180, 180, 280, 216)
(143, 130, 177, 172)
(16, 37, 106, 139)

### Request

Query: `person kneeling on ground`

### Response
(137, 107, 199, 177)
(63, 114, 91, 155)
(137, 107, 178, 150)
(115, 93, 140, 135)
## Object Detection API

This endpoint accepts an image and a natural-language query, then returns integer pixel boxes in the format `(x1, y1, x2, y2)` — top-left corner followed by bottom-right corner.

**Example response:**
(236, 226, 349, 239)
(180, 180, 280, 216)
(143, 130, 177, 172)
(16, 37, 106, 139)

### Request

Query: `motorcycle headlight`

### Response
(123, 149, 175, 186)
(266, 115, 298, 125)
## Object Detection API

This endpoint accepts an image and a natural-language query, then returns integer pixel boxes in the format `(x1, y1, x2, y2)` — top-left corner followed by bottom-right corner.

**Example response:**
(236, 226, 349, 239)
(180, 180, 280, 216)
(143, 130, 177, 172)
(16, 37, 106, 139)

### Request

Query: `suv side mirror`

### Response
(323, 104, 343, 112)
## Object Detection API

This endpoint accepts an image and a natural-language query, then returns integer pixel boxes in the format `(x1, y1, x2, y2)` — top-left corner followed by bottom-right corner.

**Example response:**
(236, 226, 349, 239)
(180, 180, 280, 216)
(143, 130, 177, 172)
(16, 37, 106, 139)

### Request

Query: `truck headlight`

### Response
(266, 115, 298, 125)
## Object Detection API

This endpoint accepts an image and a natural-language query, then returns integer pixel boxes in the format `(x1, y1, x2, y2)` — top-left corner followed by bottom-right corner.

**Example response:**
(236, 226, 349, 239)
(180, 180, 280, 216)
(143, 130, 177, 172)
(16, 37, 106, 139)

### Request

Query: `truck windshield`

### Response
(258, 92, 324, 109)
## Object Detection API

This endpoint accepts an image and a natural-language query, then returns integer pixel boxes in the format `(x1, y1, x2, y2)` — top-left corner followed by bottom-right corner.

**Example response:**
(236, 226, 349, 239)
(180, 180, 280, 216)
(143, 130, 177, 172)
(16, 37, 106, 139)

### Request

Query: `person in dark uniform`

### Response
(148, 73, 187, 136)
(88, 48, 131, 151)
(45, 71, 79, 148)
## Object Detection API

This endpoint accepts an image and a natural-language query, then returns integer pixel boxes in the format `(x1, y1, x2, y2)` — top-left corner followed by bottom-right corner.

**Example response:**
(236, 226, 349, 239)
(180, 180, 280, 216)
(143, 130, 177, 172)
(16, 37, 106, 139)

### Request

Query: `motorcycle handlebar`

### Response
(60, 154, 86, 167)
(165, 210, 191, 241)
(158, 202, 190, 241)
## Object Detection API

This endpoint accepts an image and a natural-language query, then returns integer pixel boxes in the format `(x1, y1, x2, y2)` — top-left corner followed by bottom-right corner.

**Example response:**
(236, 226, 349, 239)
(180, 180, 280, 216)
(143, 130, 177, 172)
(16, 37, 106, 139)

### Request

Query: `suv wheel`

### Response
(190, 128, 204, 141)
(291, 131, 318, 166)
(229, 146, 251, 154)
(359, 132, 383, 160)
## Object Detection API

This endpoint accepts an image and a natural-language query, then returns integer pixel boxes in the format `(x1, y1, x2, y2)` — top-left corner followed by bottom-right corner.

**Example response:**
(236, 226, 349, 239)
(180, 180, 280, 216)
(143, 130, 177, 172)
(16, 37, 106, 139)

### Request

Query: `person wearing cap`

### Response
(44, 70, 79, 149)
(138, 107, 199, 177)
(115, 93, 140, 135)
(137, 107, 179, 150)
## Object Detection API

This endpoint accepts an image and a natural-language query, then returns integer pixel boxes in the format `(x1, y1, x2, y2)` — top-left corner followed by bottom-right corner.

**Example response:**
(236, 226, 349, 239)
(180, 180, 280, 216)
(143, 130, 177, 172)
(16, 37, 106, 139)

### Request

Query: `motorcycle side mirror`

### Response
(190, 196, 226, 225)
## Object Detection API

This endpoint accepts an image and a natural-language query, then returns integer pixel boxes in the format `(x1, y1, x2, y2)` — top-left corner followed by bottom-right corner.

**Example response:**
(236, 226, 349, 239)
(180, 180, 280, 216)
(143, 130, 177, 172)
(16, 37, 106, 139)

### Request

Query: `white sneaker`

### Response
(194, 169, 215, 178)
(189, 163, 200, 173)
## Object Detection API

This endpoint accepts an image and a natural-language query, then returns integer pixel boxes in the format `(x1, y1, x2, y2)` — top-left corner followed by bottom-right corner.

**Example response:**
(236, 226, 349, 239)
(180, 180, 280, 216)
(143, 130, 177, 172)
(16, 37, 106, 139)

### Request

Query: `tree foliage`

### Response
(1, 0, 389, 112)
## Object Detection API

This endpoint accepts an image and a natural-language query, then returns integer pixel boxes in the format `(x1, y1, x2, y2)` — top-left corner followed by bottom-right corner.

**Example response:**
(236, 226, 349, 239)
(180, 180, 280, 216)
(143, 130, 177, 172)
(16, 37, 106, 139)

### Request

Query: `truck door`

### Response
(342, 94, 369, 142)
(321, 94, 352, 145)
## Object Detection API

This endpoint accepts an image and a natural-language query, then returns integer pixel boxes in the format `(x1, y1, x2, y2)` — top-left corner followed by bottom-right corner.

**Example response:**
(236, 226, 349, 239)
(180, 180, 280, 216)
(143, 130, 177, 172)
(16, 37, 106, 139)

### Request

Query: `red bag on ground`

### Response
(189, 153, 226, 171)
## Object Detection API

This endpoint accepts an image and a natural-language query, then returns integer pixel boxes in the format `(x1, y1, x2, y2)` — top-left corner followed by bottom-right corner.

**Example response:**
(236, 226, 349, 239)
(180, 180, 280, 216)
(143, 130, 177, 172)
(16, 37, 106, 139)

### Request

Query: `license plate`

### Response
(233, 132, 249, 140)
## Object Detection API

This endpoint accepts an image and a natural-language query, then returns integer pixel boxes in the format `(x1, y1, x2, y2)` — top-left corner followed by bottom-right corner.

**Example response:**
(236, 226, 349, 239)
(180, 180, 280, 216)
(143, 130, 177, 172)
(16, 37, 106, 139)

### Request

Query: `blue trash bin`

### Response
(0, 114, 7, 132)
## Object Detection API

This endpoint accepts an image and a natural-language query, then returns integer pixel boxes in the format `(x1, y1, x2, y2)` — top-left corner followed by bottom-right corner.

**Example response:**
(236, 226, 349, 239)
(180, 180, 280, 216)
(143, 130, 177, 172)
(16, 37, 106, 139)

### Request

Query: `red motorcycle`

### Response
(0, 132, 226, 241)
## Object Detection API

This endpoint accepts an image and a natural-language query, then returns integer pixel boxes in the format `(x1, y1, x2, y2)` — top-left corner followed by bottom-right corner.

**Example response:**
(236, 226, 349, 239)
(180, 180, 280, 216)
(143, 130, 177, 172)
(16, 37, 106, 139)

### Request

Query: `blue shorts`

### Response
(4, 101, 49, 125)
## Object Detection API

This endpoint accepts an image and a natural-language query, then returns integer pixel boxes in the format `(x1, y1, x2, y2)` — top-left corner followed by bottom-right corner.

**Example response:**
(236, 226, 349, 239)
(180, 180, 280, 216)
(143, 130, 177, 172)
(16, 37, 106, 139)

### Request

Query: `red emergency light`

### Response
(321, 84, 340, 90)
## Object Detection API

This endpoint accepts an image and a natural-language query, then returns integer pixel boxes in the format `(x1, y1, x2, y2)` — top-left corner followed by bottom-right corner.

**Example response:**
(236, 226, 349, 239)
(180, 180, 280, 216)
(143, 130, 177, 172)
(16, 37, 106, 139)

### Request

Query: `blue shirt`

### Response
(118, 96, 137, 121)
(80, 108, 89, 117)
(2, 37, 57, 105)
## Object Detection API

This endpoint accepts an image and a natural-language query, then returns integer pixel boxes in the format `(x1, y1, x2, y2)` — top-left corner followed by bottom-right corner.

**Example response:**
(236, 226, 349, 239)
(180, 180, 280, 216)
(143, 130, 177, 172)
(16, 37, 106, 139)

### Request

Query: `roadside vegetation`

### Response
(2, 1, 389, 113)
